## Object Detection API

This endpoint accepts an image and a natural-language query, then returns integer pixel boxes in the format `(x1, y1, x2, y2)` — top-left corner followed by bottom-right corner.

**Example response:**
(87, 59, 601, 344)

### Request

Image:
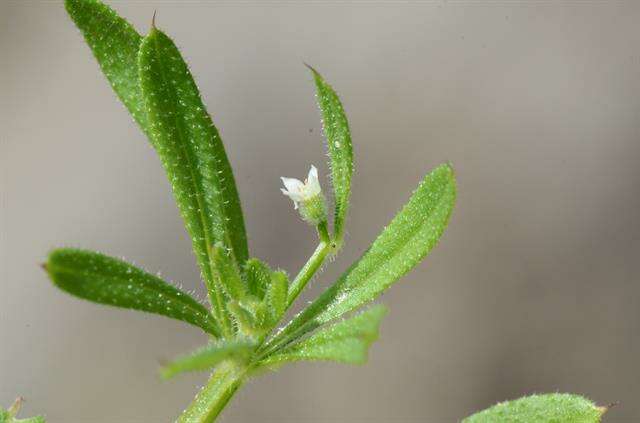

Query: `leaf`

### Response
(65, 0, 148, 134)
(161, 340, 255, 380)
(138, 27, 249, 317)
(462, 393, 607, 423)
(44, 248, 219, 336)
(1, 398, 46, 423)
(261, 305, 387, 366)
(264, 271, 288, 327)
(262, 164, 456, 354)
(244, 258, 272, 299)
(210, 243, 246, 302)
(307, 65, 354, 244)
(227, 301, 258, 337)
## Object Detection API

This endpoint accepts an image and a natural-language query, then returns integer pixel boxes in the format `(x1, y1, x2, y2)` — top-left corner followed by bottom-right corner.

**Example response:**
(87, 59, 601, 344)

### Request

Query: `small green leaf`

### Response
(462, 393, 607, 423)
(264, 271, 288, 327)
(210, 243, 246, 302)
(239, 296, 268, 329)
(227, 301, 258, 337)
(44, 248, 218, 336)
(307, 65, 354, 244)
(161, 340, 255, 380)
(65, 0, 148, 135)
(244, 258, 272, 299)
(138, 27, 249, 318)
(263, 164, 456, 353)
(261, 305, 386, 366)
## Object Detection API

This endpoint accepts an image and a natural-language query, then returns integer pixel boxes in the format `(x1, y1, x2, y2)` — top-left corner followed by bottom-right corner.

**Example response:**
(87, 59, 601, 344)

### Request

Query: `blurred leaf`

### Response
(261, 305, 387, 366)
(462, 393, 607, 423)
(161, 340, 255, 379)
(44, 248, 219, 336)
(263, 164, 456, 354)
(264, 271, 288, 327)
(307, 65, 353, 244)
(65, 0, 148, 134)
(138, 28, 248, 321)
(244, 258, 271, 299)
(1, 398, 45, 423)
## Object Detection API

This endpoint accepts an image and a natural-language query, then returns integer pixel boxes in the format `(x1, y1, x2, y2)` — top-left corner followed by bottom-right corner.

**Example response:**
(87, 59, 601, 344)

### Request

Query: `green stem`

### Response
(177, 362, 247, 423)
(286, 221, 331, 308)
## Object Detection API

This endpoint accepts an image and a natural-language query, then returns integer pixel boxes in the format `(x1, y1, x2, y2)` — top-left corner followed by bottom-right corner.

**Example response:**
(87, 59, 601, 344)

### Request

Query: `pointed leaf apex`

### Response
(151, 10, 157, 30)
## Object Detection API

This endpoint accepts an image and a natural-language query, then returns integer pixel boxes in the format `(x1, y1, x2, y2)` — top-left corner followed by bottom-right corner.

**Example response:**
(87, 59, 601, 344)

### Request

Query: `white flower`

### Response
(281, 165, 322, 209)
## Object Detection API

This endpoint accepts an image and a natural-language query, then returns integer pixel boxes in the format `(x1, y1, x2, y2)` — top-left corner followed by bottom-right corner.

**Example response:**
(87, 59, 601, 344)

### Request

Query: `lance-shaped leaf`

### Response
(463, 393, 608, 423)
(161, 340, 256, 380)
(262, 164, 456, 354)
(138, 27, 249, 313)
(44, 248, 219, 336)
(308, 65, 354, 244)
(261, 305, 386, 366)
(65, 0, 148, 134)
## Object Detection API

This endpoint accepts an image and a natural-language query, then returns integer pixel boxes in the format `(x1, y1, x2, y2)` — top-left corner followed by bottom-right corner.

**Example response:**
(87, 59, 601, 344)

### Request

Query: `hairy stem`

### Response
(286, 222, 331, 308)
(177, 362, 247, 423)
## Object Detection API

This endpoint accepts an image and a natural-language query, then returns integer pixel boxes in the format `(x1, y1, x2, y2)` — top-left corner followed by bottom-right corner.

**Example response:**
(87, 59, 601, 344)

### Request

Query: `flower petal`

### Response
(281, 177, 304, 194)
(306, 165, 321, 196)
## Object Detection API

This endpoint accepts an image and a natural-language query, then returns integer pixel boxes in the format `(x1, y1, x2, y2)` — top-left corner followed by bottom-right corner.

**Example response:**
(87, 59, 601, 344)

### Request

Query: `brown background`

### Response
(1, 1, 639, 422)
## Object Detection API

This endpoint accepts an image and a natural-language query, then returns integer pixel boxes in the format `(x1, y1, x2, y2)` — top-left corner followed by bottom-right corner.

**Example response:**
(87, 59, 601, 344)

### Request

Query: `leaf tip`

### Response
(599, 401, 620, 416)
(303, 62, 323, 80)
(151, 9, 157, 30)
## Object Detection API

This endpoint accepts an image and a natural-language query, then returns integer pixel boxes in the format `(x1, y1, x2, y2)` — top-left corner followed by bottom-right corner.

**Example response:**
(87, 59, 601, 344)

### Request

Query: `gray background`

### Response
(1, 1, 639, 422)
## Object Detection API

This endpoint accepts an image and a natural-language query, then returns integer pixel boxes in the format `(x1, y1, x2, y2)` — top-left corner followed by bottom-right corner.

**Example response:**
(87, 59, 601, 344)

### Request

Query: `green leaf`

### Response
(138, 27, 249, 317)
(44, 248, 219, 336)
(65, 0, 148, 135)
(244, 258, 272, 299)
(161, 340, 255, 379)
(462, 393, 607, 423)
(307, 65, 354, 244)
(263, 164, 456, 354)
(227, 301, 259, 337)
(261, 305, 387, 366)
(264, 271, 288, 327)
(210, 243, 246, 302)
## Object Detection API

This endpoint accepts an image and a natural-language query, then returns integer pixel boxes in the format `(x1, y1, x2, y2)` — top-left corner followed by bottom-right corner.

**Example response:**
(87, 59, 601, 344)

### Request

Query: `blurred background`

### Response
(2, 1, 639, 422)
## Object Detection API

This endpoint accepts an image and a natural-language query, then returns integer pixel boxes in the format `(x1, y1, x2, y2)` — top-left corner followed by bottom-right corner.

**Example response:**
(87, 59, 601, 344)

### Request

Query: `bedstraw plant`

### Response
(12, 1, 607, 421)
